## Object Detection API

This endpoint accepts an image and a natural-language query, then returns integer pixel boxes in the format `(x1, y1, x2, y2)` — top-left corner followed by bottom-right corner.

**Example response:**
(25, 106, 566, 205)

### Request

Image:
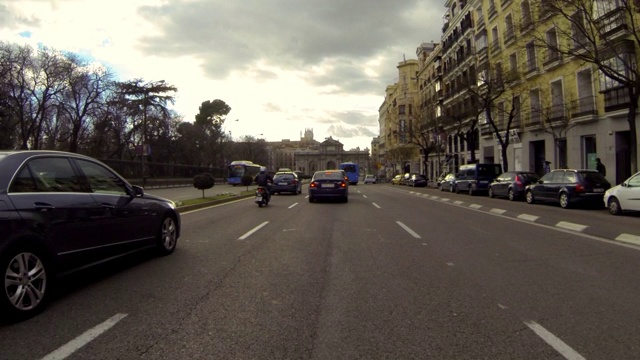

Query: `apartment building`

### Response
(473, 0, 638, 183)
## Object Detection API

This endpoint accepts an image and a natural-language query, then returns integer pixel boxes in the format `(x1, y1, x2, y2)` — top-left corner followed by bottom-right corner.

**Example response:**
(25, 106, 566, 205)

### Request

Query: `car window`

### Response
(563, 172, 577, 183)
(274, 174, 294, 181)
(580, 171, 607, 185)
(313, 172, 343, 180)
(628, 174, 640, 187)
(539, 172, 554, 182)
(75, 159, 128, 195)
(520, 173, 539, 182)
(10, 157, 80, 193)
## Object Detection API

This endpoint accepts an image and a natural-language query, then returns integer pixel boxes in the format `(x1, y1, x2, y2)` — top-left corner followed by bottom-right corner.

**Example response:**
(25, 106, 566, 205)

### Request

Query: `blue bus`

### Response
(227, 160, 262, 186)
(339, 162, 359, 185)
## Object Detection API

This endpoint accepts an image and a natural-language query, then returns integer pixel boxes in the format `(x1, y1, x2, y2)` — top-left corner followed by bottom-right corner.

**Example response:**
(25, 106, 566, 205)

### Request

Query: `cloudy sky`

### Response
(1, 0, 442, 150)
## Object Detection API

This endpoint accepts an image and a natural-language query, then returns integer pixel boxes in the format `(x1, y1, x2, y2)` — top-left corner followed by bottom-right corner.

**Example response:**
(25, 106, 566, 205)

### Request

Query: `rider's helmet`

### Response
(260, 166, 266, 173)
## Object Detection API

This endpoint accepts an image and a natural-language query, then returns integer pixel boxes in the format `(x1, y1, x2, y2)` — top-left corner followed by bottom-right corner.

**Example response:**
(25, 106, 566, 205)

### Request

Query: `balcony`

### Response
(570, 96, 597, 118)
(542, 50, 562, 68)
(596, 8, 629, 39)
(523, 58, 539, 76)
(488, 4, 497, 20)
(520, 16, 533, 33)
(604, 87, 630, 112)
(504, 28, 516, 46)
(546, 103, 568, 122)
(490, 39, 502, 54)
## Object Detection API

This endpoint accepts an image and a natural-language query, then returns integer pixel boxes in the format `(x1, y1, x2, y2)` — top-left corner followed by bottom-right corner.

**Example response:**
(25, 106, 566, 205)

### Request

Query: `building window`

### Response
(504, 14, 515, 44)
(550, 79, 565, 120)
(545, 27, 561, 64)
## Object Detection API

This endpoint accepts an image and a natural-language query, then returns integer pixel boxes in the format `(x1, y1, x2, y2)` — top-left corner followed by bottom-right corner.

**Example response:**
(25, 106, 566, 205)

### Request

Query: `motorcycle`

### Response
(255, 186, 270, 207)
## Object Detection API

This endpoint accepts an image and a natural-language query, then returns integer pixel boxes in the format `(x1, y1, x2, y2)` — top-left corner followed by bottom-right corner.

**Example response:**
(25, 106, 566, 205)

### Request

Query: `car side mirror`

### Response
(131, 185, 144, 197)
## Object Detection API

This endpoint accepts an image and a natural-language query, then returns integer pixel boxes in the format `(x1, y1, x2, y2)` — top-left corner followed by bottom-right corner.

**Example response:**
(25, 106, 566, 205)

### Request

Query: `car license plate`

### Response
(479, 181, 488, 184)
(321, 183, 334, 188)
(278, 182, 287, 185)
(593, 188, 604, 193)
(255, 196, 263, 201)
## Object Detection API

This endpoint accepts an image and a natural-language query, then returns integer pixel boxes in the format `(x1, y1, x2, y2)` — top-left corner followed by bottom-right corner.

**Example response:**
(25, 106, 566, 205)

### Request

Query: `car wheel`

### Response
(1, 246, 51, 321)
(488, 187, 495, 198)
(468, 186, 474, 196)
(455, 185, 460, 194)
(308, 197, 314, 203)
(508, 189, 515, 201)
(343, 196, 348, 203)
(525, 190, 535, 204)
(156, 216, 178, 255)
(608, 197, 622, 215)
(440, 185, 444, 192)
(449, 184, 454, 193)
(559, 192, 571, 209)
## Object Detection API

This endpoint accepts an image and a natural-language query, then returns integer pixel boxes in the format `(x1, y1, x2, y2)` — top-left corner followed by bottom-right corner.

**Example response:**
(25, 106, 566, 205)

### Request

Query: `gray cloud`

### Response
(137, 0, 443, 91)
(327, 124, 377, 139)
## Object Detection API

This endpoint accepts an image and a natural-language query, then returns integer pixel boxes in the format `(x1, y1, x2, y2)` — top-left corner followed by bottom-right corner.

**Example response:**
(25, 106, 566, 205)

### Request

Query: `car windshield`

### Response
(478, 165, 502, 177)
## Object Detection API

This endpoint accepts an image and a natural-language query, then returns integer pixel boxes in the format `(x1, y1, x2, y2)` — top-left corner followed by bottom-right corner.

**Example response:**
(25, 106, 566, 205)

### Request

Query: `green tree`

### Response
(193, 173, 215, 198)
(194, 99, 232, 168)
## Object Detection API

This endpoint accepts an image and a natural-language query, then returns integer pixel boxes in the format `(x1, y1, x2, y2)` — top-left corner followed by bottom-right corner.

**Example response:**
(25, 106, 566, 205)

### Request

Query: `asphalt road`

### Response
(1, 184, 640, 359)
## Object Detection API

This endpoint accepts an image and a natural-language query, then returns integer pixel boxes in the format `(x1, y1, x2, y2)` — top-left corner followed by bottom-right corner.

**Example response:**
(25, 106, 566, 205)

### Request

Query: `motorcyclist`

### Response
(254, 166, 273, 202)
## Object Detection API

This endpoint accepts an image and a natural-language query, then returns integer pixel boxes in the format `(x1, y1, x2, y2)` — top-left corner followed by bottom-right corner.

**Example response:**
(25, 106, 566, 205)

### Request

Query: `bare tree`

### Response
(527, 0, 640, 172)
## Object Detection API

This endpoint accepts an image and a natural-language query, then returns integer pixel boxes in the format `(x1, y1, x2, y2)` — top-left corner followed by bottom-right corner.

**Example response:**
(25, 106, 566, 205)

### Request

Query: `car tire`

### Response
(508, 189, 515, 201)
(468, 186, 474, 196)
(343, 196, 348, 203)
(488, 188, 495, 198)
(455, 185, 460, 194)
(440, 185, 444, 192)
(559, 192, 571, 208)
(1, 245, 52, 322)
(525, 190, 535, 204)
(156, 215, 178, 256)
(449, 184, 454, 193)
(608, 197, 622, 215)
(308, 197, 314, 203)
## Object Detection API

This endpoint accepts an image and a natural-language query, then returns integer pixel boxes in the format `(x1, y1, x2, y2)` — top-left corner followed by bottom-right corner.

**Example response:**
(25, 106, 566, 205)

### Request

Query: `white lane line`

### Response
(363, 195, 368, 198)
(518, 214, 539, 222)
(556, 221, 587, 232)
(238, 221, 269, 240)
(525, 320, 586, 360)
(396, 221, 421, 239)
(616, 233, 640, 246)
(288, 203, 298, 209)
(42, 313, 128, 360)
(446, 262, 454, 266)
(498, 304, 509, 309)
(490, 208, 507, 215)
(469, 204, 482, 209)
(372, 203, 381, 209)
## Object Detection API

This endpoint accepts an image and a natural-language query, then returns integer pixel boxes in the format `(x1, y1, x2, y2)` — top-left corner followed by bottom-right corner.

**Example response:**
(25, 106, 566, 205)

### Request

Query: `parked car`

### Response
(391, 174, 403, 185)
(453, 163, 503, 195)
(401, 173, 418, 186)
(0, 150, 180, 321)
(439, 173, 457, 192)
(271, 171, 302, 195)
(407, 174, 428, 187)
(308, 170, 349, 203)
(488, 171, 540, 200)
(363, 174, 377, 184)
(603, 171, 640, 215)
(525, 169, 611, 209)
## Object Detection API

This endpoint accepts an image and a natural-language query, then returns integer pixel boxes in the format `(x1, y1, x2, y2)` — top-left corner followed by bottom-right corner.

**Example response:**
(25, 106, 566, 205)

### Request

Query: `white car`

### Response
(364, 175, 377, 184)
(603, 171, 640, 215)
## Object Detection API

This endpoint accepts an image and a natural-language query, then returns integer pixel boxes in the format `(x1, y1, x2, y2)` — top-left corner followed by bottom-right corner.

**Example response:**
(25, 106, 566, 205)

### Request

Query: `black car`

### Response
(308, 170, 348, 203)
(488, 171, 539, 200)
(270, 171, 302, 195)
(0, 150, 180, 321)
(407, 174, 428, 187)
(525, 169, 611, 209)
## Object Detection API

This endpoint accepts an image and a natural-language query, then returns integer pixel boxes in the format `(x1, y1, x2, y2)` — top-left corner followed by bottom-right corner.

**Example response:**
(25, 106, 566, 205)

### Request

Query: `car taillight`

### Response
(341, 181, 346, 188)
(515, 175, 522, 185)
(575, 184, 585, 193)
(310, 182, 317, 188)
(291, 180, 297, 185)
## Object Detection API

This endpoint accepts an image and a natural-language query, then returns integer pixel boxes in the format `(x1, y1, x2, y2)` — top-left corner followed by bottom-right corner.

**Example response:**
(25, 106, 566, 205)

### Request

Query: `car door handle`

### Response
(101, 204, 116, 210)
(34, 202, 55, 211)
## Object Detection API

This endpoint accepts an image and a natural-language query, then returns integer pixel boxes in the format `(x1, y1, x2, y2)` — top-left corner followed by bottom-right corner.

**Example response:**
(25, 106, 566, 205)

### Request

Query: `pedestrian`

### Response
(596, 158, 606, 176)
(543, 161, 551, 174)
